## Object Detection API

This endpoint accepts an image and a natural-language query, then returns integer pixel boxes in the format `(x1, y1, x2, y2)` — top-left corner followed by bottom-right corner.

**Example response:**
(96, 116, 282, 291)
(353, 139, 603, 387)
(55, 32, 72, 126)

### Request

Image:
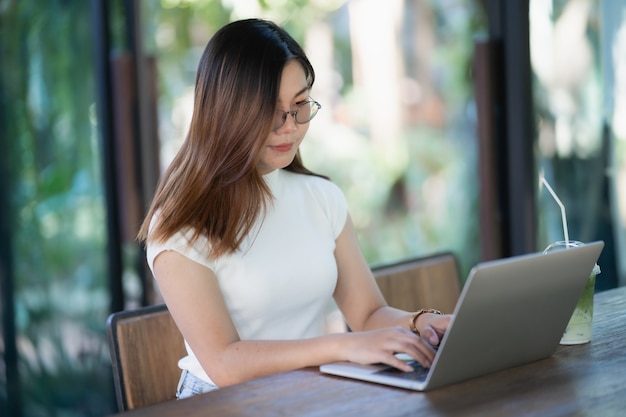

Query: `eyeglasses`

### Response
(272, 99, 321, 132)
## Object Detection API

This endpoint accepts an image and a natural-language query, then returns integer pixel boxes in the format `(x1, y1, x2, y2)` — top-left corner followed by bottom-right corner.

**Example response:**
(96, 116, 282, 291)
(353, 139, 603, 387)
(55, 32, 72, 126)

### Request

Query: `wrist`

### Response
(409, 308, 442, 335)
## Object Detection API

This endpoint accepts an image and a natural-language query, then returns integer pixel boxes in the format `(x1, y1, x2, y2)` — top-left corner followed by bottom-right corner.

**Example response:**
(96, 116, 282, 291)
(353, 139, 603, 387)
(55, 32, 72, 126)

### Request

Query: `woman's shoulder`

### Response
(146, 211, 214, 271)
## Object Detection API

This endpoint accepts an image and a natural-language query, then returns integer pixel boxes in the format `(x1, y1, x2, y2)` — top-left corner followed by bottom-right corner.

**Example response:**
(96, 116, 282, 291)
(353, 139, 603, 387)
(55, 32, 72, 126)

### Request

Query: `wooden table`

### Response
(111, 286, 626, 417)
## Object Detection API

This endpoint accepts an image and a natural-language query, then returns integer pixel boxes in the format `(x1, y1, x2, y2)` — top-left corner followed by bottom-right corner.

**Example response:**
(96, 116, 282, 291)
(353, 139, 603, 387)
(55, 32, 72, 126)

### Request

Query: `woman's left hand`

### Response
(416, 313, 453, 346)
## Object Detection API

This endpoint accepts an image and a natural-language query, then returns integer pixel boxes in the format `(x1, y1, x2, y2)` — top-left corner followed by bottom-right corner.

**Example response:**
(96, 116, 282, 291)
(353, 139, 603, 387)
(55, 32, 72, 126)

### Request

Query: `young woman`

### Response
(138, 18, 451, 399)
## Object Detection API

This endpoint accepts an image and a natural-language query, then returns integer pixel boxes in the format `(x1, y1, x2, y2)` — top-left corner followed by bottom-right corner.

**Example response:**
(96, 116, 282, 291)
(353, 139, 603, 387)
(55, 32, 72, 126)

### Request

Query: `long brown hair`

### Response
(138, 19, 324, 258)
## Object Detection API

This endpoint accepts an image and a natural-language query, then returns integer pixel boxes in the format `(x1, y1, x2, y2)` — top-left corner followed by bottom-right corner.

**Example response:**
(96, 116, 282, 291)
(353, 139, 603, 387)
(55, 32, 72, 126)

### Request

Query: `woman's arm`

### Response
(332, 214, 451, 345)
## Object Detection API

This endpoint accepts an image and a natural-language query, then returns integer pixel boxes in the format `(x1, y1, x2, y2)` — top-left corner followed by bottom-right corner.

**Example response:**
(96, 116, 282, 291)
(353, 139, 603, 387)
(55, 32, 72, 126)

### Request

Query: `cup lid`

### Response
(543, 240, 601, 276)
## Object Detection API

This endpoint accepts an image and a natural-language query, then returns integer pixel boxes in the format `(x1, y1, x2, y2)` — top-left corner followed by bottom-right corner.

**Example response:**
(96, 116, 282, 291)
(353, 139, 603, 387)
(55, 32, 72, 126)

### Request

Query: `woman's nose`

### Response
(275, 112, 298, 134)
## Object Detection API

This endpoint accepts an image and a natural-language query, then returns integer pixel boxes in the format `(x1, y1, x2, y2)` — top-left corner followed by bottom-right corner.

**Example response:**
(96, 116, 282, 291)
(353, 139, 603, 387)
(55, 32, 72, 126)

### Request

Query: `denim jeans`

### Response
(176, 370, 219, 399)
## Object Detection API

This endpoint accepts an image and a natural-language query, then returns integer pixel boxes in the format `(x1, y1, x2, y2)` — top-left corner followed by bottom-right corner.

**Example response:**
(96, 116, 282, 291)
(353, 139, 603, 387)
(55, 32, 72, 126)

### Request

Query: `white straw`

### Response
(541, 177, 570, 246)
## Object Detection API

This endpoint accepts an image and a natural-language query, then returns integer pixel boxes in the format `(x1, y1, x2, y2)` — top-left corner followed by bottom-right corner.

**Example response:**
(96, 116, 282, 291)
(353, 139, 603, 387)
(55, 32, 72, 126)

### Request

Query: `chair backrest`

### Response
(372, 252, 462, 314)
(106, 304, 186, 411)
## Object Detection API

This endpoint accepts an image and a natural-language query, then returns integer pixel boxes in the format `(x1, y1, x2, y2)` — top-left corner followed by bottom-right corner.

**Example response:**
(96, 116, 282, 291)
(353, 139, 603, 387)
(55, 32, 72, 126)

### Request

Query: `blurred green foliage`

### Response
(1, 0, 113, 415)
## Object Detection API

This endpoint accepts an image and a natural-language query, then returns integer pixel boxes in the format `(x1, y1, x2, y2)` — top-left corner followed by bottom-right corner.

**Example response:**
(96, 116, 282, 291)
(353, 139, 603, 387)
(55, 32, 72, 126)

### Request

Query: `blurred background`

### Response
(1, 0, 624, 415)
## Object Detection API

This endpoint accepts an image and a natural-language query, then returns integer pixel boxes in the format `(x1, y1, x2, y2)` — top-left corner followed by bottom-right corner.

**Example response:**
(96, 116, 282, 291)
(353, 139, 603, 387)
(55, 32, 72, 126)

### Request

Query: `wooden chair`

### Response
(372, 252, 462, 314)
(106, 304, 186, 412)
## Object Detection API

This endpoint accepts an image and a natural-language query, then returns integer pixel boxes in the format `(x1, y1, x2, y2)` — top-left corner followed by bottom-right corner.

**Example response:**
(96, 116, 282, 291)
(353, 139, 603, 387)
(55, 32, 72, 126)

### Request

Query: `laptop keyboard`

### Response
(374, 361, 430, 382)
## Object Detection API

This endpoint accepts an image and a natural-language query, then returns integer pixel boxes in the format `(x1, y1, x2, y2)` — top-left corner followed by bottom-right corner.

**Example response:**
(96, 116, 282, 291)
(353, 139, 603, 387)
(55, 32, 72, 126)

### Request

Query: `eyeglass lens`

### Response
(273, 100, 320, 131)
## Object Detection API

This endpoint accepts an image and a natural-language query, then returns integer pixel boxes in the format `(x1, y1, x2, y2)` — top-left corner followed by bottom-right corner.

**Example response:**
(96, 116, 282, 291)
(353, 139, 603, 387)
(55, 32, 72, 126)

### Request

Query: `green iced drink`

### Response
(560, 272, 597, 345)
(543, 240, 601, 345)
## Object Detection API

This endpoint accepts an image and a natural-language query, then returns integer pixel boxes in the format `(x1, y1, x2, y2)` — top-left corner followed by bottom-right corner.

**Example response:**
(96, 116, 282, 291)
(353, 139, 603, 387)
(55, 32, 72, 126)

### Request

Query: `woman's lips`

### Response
(270, 143, 293, 152)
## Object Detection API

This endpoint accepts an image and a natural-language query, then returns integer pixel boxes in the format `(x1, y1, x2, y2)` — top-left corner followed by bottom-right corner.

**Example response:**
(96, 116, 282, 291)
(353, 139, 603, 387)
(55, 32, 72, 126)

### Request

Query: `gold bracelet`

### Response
(409, 308, 442, 334)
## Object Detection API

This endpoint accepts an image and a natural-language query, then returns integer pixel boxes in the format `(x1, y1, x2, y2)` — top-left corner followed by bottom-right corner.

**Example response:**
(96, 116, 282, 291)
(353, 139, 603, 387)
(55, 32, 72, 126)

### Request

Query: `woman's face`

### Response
(257, 60, 311, 175)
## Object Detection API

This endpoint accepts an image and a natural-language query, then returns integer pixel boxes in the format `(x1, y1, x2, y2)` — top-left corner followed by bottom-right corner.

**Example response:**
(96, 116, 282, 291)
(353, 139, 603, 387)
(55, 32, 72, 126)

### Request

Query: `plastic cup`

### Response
(543, 241, 601, 345)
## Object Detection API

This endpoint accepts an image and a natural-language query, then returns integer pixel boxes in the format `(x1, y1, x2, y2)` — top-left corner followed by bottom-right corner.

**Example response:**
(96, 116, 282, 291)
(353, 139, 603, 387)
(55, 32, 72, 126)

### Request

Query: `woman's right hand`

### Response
(340, 327, 437, 372)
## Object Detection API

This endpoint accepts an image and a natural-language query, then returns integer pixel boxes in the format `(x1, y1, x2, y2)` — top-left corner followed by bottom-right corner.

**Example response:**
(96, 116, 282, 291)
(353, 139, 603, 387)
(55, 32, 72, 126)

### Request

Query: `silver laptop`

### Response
(320, 241, 604, 391)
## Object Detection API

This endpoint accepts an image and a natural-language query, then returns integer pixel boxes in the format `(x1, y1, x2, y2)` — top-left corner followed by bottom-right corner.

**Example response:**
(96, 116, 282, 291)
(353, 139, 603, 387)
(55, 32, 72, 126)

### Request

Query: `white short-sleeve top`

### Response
(146, 168, 348, 384)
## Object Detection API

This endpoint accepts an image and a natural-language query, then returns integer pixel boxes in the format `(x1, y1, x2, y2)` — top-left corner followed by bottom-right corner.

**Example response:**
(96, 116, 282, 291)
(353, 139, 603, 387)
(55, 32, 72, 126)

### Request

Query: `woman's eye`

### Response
(296, 95, 311, 104)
